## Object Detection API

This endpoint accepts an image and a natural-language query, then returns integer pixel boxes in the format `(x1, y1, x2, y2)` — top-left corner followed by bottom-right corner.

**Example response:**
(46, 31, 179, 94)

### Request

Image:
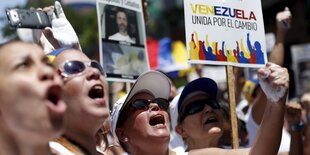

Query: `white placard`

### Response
(97, 0, 149, 82)
(184, 0, 267, 68)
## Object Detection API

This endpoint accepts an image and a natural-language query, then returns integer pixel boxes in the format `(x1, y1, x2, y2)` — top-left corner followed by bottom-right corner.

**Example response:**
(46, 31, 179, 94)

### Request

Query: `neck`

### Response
(128, 138, 170, 155)
(0, 118, 52, 155)
(119, 30, 128, 36)
(64, 129, 98, 155)
(187, 136, 220, 150)
(0, 122, 18, 155)
(17, 142, 52, 155)
(130, 146, 170, 155)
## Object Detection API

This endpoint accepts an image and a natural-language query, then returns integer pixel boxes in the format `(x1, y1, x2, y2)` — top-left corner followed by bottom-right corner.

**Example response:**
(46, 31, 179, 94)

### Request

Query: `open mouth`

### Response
(46, 85, 62, 105)
(204, 116, 218, 124)
(149, 114, 165, 126)
(88, 84, 104, 99)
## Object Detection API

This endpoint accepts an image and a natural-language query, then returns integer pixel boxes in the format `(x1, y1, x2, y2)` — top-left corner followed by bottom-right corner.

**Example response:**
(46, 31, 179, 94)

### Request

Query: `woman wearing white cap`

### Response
(111, 62, 290, 155)
(172, 62, 289, 154)
(110, 70, 174, 155)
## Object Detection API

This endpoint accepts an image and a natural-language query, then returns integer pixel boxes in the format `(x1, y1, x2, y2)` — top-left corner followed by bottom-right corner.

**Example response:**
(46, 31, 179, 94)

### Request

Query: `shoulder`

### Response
(109, 33, 121, 39)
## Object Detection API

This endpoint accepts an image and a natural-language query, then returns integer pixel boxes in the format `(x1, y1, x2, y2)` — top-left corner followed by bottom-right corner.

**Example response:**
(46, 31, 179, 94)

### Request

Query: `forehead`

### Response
(181, 91, 210, 107)
(117, 11, 126, 17)
(129, 92, 154, 102)
(183, 91, 209, 102)
(0, 42, 43, 64)
(53, 49, 89, 67)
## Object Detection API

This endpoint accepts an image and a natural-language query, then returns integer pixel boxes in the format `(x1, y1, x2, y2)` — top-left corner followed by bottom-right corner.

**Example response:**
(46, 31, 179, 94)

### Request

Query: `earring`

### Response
(124, 137, 129, 142)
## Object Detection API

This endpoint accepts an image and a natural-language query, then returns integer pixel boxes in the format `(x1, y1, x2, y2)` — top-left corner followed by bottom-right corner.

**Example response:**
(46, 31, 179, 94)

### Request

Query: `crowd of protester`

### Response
(1, 0, 310, 155)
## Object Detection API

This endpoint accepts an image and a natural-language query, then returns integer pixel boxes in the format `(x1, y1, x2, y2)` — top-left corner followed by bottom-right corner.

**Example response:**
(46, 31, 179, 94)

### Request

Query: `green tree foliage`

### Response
(2, 0, 99, 59)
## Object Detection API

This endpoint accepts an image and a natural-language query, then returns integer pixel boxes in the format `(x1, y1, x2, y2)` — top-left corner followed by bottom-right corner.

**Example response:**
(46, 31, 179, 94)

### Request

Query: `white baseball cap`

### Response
(110, 70, 171, 142)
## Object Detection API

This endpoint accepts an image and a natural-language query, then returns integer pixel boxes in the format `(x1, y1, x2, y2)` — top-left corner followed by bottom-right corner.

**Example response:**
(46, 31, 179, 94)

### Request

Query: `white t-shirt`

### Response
(49, 141, 75, 155)
(108, 33, 135, 44)
(246, 106, 291, 153)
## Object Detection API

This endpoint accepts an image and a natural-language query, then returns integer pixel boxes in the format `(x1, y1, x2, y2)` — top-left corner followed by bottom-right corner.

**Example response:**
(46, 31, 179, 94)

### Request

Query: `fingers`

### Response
(286, 101, 302, 120)
(269, 68, 288, 88)
(287, 101, 302, 110)
(42, 27, 60, 49)
(276, 7, 292, 21)
(262, 63, 289, 88)
(283, 7, 292, 17)
(258, 63, 289, 103)
(55, 1, 66, 18)
(276, 7, 292, 30)
(40, 6, 56, 23)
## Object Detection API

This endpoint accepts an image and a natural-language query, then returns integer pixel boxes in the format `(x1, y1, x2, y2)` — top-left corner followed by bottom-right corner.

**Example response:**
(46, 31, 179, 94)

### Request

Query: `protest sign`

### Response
(184, 0, 267, 148)
(184, 0, 267, 68)
(291, 43, 310, 95)
(97, 0, 149, 82)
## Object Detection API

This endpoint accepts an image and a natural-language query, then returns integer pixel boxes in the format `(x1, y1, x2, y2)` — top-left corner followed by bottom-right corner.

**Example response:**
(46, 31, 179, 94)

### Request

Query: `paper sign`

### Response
(291, 43, 310, 95)
(97, 0, 149, 82)
(184, 0, 267, 68)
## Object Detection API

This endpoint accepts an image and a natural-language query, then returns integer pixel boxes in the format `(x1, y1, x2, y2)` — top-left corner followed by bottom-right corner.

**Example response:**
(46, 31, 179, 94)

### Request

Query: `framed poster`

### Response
(291, 43, 310, 95)
(97, 0, 149, 82)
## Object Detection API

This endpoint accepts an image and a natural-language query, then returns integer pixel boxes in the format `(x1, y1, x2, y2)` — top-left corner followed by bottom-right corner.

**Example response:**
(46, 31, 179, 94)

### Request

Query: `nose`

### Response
(86, 67, 100, 80)
(203, 104, 214, 114)
(38, 63, 56, 81)
(39, 65, 55, 81)
(149, 102, 160, 111)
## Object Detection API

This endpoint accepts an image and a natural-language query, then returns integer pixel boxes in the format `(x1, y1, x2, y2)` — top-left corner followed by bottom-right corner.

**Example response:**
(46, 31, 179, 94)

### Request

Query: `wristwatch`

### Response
(289, 121, 304, 132)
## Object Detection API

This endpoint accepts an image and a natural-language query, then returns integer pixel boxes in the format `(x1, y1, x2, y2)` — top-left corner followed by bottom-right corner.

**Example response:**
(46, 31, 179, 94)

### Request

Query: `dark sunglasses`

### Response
(129, 98, 169, 111)
(179, 99, 220, 123)
(58, 60, 106, 78)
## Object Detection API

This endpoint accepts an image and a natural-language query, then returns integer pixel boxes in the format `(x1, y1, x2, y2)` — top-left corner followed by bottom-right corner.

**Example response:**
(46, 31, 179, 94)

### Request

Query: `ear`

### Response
(175, 124, 188, 139)
(115, 128, 127, 142)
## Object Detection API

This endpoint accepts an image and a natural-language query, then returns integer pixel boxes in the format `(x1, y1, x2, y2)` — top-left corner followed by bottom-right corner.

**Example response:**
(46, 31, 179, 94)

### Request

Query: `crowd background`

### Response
(1, 0, 310, 154)
(1, 0, 310, 98)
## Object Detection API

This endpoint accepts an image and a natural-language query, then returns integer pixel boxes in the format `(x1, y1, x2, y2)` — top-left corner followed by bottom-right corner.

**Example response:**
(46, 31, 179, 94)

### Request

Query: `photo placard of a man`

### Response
(108, 9, 136, 44)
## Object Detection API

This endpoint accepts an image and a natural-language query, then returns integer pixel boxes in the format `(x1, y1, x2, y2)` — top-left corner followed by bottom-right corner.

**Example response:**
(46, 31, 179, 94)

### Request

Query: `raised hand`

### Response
(257, 62, 289, 103)
(276, 7, 292, 32)
(40, 1, 80, 53)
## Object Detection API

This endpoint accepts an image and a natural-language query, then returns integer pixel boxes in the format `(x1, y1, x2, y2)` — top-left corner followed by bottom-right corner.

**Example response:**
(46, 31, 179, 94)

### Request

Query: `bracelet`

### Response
(108, 144, 121, 148)
(289, 121, 304, 132)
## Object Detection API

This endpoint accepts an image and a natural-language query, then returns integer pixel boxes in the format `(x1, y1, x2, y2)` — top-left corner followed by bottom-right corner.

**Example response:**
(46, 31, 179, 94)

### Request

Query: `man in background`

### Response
(109, 9, 136, 44)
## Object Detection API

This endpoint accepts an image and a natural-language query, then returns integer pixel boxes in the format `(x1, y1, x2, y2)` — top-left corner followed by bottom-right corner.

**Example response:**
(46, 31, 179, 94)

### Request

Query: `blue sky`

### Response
(0, 0, 27, 43)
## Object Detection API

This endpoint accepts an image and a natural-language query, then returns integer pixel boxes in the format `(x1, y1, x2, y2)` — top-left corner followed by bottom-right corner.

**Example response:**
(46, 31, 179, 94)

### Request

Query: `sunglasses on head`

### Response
(129, 98, 169, 111)
(58, 60, 106, 78)
(179, 98, 220, 123)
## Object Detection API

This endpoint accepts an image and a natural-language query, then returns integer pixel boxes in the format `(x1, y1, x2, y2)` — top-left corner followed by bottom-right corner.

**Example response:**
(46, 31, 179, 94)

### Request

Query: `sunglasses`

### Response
(179, 99, 220, 123)
(58, 60, 106, 78)
(129, 98, 169, 111)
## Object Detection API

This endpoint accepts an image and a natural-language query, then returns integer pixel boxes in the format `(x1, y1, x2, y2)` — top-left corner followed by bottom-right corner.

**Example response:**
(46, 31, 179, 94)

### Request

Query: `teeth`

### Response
(89, 85, 104, 99)
(94, 85, 103, 90)
(204, 116, 217, 124)
(208, 117, 215, 121)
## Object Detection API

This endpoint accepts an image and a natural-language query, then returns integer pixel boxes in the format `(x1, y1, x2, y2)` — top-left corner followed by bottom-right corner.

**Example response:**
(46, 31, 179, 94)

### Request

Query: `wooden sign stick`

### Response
(226, 65, 239, 149)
